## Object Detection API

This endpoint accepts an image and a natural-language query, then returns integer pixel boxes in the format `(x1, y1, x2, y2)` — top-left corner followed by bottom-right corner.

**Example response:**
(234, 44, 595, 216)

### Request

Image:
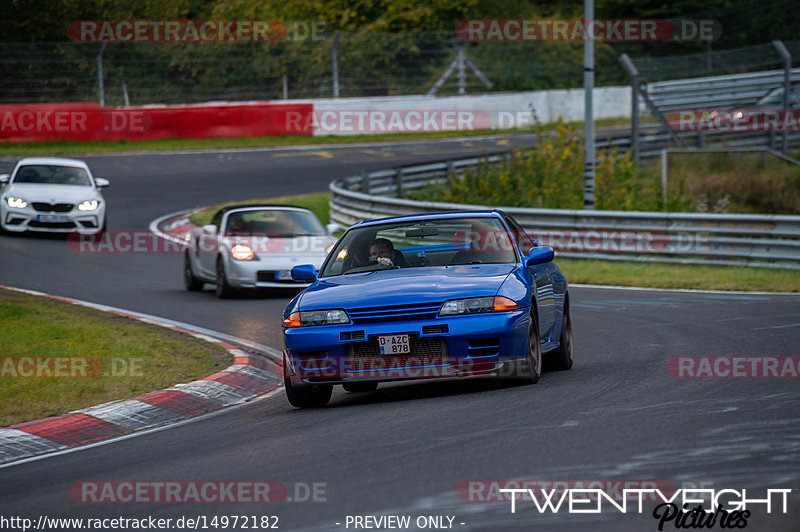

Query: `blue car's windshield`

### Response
(320, 217, 519, 277)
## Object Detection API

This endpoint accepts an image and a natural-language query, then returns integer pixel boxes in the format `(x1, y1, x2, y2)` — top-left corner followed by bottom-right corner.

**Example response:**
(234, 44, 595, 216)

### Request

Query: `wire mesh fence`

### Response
(3, 34, 798, 107)
(629, 41, 800, 82)
(0, 32, 627, 106)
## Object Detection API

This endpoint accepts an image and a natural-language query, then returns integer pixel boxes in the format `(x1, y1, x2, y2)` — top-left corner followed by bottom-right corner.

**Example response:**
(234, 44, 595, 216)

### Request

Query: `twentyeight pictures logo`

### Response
(457, 19, 721, 42)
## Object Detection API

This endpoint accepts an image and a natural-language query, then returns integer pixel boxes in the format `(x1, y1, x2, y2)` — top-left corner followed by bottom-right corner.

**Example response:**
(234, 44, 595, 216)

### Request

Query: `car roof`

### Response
(352, 210, 507, 227)
(213, 204, 313, 218)
(14, 157, 89, 169)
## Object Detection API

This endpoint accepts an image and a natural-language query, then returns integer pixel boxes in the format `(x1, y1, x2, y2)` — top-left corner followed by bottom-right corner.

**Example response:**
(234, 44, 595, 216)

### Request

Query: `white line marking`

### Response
(752, 323, 800, 330)
(1, 134, 534, 159)
(570, 283, 800, 296)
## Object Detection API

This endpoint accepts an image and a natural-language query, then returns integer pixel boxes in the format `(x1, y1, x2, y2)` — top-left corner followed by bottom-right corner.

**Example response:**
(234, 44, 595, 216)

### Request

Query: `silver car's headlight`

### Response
(5, 197, 28, 209)
(230, 244, 256, 261)
(77, 200, 99, 211)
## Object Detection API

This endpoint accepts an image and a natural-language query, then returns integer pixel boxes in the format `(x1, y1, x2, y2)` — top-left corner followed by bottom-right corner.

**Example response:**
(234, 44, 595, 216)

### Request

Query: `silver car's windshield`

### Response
(13, 165, 92, 186)
(321, 217, 519, 277)
(224, 209, 326, 237)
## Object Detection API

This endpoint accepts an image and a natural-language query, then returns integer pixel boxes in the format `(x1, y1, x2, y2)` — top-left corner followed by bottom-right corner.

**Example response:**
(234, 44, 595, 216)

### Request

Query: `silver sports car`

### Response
(183, 204, 338, 298)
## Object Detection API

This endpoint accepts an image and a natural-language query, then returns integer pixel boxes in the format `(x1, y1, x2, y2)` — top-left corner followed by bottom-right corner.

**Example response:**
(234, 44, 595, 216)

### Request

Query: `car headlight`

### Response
(5, 197, 27, 209)
(283, 309, 350, 328)
(77, 200, 99, 211)
(438, 296, 517, 316)
(230, 244, 255, 261)
(326, 243, 335, 254)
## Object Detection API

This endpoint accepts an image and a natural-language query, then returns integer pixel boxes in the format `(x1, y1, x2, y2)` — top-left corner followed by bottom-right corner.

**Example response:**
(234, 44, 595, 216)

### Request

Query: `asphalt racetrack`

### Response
(1, 135, 799, 531)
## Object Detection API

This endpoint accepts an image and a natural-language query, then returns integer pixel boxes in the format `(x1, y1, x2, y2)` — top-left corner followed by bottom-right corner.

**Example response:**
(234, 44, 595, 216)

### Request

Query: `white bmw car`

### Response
(0, 157, 109, 234)
(183, 204, 338, 298)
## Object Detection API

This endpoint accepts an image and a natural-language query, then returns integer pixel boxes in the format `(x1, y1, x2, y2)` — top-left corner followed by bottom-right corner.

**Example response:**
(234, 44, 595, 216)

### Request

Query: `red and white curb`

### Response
(0, 285, 284, 466)
(149, 208, 199, 245)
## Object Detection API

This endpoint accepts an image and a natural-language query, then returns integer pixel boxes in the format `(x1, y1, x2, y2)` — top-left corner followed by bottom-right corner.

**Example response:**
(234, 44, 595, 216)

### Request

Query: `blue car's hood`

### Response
(298, 265, 516, 310)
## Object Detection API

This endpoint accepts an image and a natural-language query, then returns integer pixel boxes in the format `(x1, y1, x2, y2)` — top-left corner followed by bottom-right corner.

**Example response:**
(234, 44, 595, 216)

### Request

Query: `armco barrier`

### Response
(0, 101, 313, 143)
(329, 157, 800, 269)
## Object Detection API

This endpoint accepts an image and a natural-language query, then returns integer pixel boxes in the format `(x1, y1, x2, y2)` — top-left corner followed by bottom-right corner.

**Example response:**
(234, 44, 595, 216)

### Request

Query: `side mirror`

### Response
(95, 178, 110, 188)
(525, 246, 554, 267)
(291, 264, 317, 282)
(202, 224, 217, 235)
(0, 174, 9, 184)
(326, 222, 341, 235)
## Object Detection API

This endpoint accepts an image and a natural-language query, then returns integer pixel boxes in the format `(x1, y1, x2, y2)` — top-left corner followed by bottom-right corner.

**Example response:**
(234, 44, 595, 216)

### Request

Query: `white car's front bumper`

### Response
(1, 203, 105, 233)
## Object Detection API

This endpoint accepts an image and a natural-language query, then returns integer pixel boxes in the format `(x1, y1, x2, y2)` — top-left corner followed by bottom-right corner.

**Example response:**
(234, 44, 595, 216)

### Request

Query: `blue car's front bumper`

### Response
(283, 309, 529, 385)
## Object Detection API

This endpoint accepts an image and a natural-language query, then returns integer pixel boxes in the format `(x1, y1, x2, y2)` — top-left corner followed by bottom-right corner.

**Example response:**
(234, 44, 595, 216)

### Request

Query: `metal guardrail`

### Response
(645, 68, 800, 112)
(330, 155, 800, 269)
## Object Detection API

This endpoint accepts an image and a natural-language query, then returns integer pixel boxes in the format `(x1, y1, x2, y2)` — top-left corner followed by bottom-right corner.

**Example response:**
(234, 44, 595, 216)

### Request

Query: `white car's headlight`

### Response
(77, 200, 99, 211)
(230, 244, 255, 261)
(5, 197, 27, 209)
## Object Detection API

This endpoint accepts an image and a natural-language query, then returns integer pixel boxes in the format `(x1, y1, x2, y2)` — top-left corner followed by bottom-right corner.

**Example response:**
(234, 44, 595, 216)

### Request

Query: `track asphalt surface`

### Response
(0, 134, 799, 531)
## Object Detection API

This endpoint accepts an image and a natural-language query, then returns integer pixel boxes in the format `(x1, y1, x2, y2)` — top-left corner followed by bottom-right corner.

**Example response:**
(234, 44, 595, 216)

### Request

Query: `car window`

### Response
(504, 215, 535, 252)
(321, 216, 517, 277)
(13, 165, 92, 186)
(224, 209, 325, 237)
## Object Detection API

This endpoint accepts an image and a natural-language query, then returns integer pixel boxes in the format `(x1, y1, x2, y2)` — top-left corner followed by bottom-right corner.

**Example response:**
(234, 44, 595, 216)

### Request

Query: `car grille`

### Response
(346, 302, 443, 324)
(31, 202, 74, 213)
(28, 221, 76, 229)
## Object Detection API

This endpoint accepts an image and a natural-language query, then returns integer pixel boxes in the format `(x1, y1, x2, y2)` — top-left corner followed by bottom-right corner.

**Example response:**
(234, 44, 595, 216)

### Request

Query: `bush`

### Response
(415, 121, 684, 211)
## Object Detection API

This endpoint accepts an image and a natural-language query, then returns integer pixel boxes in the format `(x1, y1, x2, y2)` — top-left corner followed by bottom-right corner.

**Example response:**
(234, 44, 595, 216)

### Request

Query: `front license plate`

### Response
(378, 334, 411, 355)
(275, 270, 293, 280)
(37, 214, 70, 223)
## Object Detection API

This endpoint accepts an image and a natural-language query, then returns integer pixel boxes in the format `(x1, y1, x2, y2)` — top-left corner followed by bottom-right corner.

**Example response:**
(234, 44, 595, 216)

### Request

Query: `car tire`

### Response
(342, 382, 379, 393)
(545, 299, 574, 372)
(283, 359, 332, 408)
(519, 310, 542, 384)
(184, 252, 204, 292)
(215, 256, 235, 299)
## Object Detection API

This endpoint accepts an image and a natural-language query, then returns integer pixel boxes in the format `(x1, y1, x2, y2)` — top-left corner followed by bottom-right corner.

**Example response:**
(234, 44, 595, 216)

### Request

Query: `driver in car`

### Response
(368, 238, 396, 267)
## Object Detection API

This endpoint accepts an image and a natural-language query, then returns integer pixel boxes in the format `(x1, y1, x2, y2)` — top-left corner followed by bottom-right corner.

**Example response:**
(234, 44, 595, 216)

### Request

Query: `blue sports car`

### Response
(281, 210, 573, 408)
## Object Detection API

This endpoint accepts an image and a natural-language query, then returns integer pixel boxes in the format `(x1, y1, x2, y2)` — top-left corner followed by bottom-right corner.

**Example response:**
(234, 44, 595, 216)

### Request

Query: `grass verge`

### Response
(557, 258, 800, 292)
(188, 191, 331, 227)
(0, 288, 232, 427)
(0, 118, 634, 157)
(191, 191, 800, 292)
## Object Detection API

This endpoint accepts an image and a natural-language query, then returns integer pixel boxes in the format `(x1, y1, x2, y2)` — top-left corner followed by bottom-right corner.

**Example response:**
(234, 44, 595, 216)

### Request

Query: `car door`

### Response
(196, 211, 222, 278)
(505, 215, 556, 339)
